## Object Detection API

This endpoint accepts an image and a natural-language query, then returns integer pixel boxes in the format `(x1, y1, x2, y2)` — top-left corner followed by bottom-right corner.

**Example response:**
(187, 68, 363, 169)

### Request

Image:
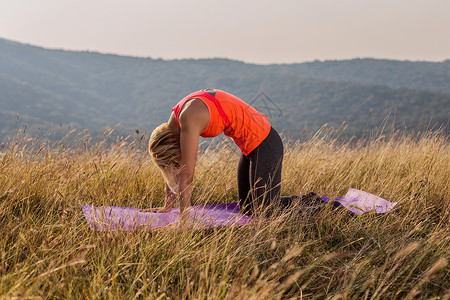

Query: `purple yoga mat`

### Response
(82, 202, 253, 231)
(82, 189, 397, 231)
(321, 188, 398, 215)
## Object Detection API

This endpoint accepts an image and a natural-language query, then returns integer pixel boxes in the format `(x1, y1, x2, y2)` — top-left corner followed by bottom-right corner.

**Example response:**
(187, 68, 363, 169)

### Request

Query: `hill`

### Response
(266, 58, 450, 94)
(1, 38, 449, 140)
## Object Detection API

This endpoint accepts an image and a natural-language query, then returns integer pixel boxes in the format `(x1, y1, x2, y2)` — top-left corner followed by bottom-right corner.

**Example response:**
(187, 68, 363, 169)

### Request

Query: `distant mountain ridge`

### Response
(1, 37, 449, 140)
(266, 59, 450, 94)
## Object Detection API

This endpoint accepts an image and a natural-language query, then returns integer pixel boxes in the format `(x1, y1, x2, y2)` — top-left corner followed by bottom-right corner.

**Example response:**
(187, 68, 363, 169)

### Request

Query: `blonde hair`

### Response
(149, 123, 181, 194)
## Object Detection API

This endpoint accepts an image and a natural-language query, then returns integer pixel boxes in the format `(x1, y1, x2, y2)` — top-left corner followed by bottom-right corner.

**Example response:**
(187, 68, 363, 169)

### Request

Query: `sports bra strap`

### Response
(179, 90, 231, 128)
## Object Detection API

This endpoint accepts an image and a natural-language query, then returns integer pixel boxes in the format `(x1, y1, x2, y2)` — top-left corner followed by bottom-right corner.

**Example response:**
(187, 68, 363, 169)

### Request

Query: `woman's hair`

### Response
(149, 123, 181, 194)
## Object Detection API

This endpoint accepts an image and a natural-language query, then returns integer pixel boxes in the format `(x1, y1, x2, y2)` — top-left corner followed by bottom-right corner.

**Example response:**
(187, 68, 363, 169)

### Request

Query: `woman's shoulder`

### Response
(180, 98, 208, 114)
(178, 98, 210, 130)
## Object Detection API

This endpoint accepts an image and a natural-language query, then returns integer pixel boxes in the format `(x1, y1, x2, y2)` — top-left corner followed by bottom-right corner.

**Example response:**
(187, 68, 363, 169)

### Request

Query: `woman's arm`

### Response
(178, 125, 200, 219)
(142, 98, 208, 219)
(164, 183, 176, 209)
(177, 99, 209, 223)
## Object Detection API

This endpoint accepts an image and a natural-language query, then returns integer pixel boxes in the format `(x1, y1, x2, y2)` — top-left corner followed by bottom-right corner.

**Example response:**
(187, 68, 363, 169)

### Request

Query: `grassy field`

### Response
(0, 127, 449, 299)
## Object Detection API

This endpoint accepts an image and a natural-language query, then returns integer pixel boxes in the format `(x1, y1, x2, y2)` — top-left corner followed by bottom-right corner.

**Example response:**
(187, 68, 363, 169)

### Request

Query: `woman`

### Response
(142, 89, 297, 217)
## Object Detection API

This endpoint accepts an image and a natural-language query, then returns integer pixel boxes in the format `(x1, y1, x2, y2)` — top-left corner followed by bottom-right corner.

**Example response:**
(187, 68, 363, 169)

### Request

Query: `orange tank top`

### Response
(172, 89, 271, 156)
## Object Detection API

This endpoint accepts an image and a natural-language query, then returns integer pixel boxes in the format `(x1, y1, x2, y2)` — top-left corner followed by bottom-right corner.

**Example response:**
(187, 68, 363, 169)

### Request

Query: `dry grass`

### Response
(0, 127, 449, 299)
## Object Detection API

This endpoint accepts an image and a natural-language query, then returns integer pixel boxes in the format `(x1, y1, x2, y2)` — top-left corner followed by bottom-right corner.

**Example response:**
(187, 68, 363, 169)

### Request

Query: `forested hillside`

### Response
(1, 38, 449, 140)
(266, 59, 450, 94)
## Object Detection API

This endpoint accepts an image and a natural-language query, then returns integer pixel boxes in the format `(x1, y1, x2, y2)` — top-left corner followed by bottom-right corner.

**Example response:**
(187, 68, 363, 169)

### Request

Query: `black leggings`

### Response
(238, 127, 292, 215)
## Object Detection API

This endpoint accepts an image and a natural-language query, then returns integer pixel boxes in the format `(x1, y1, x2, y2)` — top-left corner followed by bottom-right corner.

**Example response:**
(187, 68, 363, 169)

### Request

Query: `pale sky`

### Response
(0, 0, 449, 64)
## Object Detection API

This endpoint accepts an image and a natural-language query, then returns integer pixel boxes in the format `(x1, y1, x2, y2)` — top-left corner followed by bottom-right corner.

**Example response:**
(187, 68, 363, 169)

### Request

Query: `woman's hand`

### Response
(141, 184, 175, 213)
(140, 206, 172, 213)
